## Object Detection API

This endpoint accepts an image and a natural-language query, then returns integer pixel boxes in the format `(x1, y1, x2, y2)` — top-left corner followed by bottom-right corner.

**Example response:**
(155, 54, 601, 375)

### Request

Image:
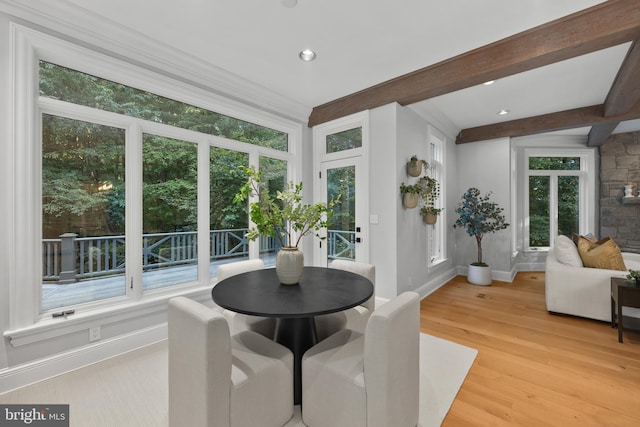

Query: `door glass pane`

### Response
(327, 165, 356, 263)
(41, 114, 126, 311)
(326, 127, 362, 154)
(258, 157, 287, 266)
(142, 134, 197, 291)
(210, 147, 250, 277)
(558, 176, 580, 237)
(529, 176, 550, 247)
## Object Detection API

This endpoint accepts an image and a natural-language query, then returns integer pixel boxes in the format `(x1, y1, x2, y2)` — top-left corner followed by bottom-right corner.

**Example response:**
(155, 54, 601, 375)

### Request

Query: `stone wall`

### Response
(600, 131, 640, 253)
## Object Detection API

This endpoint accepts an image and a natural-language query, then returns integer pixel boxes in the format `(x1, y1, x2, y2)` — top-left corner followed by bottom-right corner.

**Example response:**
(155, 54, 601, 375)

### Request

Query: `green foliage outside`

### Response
(40, 61, 287, 238)
(528, 157, 580, 247)
(234, 166, 339, 248)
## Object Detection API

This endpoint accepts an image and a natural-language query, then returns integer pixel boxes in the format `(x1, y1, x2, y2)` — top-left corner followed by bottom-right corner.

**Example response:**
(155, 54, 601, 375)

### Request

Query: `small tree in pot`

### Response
(454, 187, 509, 285)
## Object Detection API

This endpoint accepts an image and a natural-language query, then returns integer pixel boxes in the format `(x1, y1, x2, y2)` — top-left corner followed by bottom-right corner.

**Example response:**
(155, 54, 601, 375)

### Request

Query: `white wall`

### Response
(454, 137, 513, 279)
(368, 103, 458, 299)
(0, 11, 11, 371)
(368, 104, 400, 299)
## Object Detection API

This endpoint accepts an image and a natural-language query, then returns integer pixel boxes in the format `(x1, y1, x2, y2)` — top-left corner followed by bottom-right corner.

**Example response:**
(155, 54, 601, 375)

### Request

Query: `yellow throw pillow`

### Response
(576, 236, 626, 271)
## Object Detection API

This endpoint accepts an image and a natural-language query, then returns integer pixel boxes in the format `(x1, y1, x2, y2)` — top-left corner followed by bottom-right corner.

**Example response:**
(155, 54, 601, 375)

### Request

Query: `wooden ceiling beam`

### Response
(308, 0, 640, 127)
(456, 102, 640, 144)
(604, 41, 640, 116)
(587, 122, 621, 147)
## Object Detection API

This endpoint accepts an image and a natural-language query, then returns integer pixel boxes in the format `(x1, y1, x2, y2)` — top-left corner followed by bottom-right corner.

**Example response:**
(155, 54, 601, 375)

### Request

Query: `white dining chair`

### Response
(302, 291, 420, 427)
(314, 260, 375, 341)
(168, 296, 294, 427)
(215, 259, 276, 338)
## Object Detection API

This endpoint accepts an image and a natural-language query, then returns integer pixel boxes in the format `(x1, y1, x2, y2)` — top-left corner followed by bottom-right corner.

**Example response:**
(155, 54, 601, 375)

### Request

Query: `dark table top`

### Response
(211, 266, 373, 318)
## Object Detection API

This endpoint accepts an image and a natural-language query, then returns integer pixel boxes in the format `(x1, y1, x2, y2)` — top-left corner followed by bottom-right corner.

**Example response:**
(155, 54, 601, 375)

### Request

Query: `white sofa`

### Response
(545, 236, 640, 322)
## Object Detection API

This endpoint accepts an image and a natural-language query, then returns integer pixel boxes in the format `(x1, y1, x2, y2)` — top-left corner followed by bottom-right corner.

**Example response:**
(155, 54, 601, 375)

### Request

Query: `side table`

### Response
(610, 277, 640, 343)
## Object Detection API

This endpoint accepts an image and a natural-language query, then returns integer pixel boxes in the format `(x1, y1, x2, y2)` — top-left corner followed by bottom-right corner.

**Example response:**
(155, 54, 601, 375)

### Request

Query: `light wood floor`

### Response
(421, 272, 640, 427)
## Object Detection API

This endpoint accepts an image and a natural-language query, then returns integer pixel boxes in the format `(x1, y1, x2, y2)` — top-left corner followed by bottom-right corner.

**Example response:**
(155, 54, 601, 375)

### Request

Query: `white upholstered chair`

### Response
(168, 296, 294, 427)
(314, 260, 375, 341)
(302, 291, 420, 427)
(215, 259, 276, 338)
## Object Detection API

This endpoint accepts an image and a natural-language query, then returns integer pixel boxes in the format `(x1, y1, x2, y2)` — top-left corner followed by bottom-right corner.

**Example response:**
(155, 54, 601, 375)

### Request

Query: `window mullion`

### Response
(126, 122, 143, 299)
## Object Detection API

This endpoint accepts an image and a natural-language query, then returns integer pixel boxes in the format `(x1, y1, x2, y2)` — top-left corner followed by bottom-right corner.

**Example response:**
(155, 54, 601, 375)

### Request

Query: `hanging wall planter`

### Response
(400, 182, 421, 209)
(403, 193, 419, 209)
(407, 155, 423, 177)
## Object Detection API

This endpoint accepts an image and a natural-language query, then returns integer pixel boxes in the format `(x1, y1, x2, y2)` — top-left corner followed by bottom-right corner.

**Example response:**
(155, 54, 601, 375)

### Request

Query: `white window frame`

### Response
(524, 148, 594, 251)
(7, 24, 300, 337)
(426, 125, 447, 266)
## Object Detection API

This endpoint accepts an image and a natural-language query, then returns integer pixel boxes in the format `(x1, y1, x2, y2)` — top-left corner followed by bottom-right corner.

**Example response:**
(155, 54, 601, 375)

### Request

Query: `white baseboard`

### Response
(0, 324, 167, 395)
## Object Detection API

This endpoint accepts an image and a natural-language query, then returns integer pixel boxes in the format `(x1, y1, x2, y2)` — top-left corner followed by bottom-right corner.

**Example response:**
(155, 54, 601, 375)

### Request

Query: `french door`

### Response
(317, 156, 368, 265)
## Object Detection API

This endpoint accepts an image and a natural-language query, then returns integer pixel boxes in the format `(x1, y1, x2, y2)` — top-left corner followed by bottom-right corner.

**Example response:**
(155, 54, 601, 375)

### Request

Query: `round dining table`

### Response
(211, 266, 373, 405)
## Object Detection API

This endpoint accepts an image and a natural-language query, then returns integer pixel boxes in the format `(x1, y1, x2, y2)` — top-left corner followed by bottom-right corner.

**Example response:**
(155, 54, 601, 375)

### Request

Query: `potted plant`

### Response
(420, 205, 443, 225)
(399, 182, 421, 208)
(454, 187, 509, 285)
(627, 269, 640, 286)
(234, 165, 339, 284)
(419, 175, 441, 224)
(407, 155, 422, 177)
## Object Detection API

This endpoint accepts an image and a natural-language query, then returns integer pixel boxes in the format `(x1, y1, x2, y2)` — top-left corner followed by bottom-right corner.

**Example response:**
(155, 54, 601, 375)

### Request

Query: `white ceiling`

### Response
(11, 0, 638, 136)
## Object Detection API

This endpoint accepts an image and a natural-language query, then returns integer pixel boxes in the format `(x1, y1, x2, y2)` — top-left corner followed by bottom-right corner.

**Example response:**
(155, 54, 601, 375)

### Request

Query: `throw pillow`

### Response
(571, 233, 597, 246)
(576, 236, 626, 271)
(554, 235, 583, 267)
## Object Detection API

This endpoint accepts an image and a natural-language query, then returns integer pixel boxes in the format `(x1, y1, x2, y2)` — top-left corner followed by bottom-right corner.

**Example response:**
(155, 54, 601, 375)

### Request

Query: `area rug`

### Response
(285, 333, 477, 427)
(0, 333, 476, 426)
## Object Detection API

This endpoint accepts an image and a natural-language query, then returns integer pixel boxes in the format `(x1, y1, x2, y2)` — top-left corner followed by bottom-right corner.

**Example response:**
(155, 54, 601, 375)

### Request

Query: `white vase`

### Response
(467, 264, 492, 286)
(276, 247, 304, 285)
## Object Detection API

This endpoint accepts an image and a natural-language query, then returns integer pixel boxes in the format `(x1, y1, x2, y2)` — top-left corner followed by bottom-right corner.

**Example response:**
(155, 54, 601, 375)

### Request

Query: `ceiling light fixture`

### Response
(483, 80, 495, 85)
(299, 49, 317, 62)
(497, 109, 510, 115)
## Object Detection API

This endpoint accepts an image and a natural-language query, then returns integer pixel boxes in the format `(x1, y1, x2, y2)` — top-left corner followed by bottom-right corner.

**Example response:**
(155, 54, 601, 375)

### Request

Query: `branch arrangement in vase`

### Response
(233, 165, 339, 248)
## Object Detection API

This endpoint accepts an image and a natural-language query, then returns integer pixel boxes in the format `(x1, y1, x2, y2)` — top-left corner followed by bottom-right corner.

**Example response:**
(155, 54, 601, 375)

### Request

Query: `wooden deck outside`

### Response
(41, 254, 276, 312)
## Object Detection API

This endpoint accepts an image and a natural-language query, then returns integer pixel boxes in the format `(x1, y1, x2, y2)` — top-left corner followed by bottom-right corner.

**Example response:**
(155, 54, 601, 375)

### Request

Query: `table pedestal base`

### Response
(274, 317, 317, 405)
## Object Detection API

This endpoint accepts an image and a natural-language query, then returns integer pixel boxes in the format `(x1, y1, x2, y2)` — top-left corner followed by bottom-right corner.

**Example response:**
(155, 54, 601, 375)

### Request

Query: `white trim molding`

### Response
(0, 0, 310, 123)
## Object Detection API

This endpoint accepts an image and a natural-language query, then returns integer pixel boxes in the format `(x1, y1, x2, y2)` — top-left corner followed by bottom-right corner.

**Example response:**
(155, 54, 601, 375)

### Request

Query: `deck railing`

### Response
(43, 229, 354, 282)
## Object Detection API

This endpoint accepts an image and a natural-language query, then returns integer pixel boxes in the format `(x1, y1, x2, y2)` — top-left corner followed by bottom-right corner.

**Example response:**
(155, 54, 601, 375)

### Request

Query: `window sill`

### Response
(4, 284, 212, 347)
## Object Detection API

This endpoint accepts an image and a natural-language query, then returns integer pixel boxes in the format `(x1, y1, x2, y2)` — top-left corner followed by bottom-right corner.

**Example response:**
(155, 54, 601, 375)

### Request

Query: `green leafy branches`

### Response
(234, 166, 340, 248)
(454, 187, 509, 265)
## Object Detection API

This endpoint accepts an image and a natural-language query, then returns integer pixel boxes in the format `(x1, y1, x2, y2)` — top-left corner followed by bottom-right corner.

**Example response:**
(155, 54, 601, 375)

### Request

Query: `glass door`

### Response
(318, 157, 367, 265)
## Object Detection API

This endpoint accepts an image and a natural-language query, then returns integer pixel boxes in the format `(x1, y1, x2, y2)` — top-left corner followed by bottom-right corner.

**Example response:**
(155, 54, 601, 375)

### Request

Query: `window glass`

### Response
(526, 155, 582, 249)
(39, 61, 288, 151)
(529, 157, 580, 170)
(529, 176, 550, 247)
(258, 157, 287, 265)
(142, 134, 198, 291)
(210, 147, 250, 274)
(42, 114, 126, 311)
(326, 127, 362, 153)
(558, 176, 580, 237)
(327, 165, 356, 261)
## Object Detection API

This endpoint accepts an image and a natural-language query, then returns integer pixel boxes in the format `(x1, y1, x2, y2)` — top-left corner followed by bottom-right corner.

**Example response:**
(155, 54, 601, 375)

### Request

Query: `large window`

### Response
(427, 126, 446, 266)
(11, 26, 297, 328)
(525, 152, 588, 250)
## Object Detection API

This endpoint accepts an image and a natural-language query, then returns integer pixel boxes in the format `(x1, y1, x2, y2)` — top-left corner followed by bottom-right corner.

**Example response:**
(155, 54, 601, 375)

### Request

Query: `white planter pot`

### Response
(276, 247, 304, 285)
(467, 264, 492, 286)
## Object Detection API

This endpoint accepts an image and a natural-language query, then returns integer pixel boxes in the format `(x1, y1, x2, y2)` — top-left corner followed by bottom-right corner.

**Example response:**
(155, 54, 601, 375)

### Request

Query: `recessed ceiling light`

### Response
(281, 0, 298, 8)
(299, 49, 317, 62)
(497, 109, 510, 115)
(483, 80, 495, 85)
